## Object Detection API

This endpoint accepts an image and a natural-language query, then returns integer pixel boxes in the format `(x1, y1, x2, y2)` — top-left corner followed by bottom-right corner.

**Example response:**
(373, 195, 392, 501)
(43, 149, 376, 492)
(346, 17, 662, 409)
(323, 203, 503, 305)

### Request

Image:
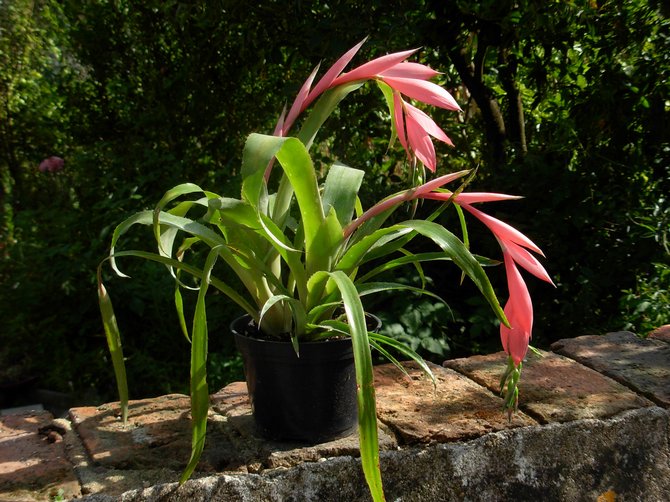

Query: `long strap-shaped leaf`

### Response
(316, 270, 385, 502)
(322, 162, 365, 228)
(180, 245, 220, 483)
(109, 210, 276, 317)
(339, 219, 507, 327)
(96, 274, 128, 424)
(106, 250, 257, 318)
(273, 137, 328, 274)
(271, 81, 364, 230)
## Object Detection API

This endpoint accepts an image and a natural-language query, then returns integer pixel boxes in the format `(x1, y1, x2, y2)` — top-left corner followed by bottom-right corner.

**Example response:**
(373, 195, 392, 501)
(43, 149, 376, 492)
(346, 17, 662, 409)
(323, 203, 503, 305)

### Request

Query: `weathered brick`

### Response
(210, 380, 397, 472)
(12, 333, 670, 501)
(375, 361, 535, 444)
(70, 394, 195, 470)
(0, 411, 80, 500)
(445, 350, 653, 423)
(552, 331, 670, 407)
(649, 324, 670, 344)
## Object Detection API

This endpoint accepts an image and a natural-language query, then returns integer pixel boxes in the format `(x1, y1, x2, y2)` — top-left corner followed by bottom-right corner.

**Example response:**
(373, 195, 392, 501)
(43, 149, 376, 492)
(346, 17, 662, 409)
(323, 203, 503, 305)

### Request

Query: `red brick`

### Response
(210, 380, 397, 471)
(69, 394, 199, 471)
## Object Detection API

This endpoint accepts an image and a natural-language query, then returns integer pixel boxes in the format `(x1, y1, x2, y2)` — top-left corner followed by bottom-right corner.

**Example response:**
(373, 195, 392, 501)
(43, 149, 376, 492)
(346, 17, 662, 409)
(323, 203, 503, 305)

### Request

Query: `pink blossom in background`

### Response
(38, 156, 64, 173)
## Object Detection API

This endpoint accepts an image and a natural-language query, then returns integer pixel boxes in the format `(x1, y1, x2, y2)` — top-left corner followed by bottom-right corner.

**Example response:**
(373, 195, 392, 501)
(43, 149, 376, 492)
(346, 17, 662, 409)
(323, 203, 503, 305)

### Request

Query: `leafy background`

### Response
(1, 0, 668, 407)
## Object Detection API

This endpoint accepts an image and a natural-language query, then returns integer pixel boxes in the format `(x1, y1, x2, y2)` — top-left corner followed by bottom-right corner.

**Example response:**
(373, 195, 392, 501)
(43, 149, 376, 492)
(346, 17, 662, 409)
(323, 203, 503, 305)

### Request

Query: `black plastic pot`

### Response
(231, 314, 380, 443)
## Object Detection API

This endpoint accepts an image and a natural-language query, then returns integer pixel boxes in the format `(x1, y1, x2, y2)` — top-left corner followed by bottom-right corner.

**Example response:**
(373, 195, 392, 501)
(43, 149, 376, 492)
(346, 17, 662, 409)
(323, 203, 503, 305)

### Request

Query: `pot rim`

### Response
(230, 313, 381, 346)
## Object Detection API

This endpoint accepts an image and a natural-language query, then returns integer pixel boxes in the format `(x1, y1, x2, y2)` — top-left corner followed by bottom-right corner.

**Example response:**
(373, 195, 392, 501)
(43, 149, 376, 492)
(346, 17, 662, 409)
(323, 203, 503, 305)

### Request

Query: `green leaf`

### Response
(297, 81, 366, 149)
(307, 207, 343, 276)
(375, 79, 398, 148)
(315, 270, 385, 502)
(104, 250, 257, 320)
(357, 251, 449, 283)
(174, 273, 190, 343)
(303, 210, 347, 311)
(241, 133, 287, 209)
(368, 332, 436, 387)
(108, 210, 275, 317)
(257, 212, 308, 304)
(180, 245, 220, 483)
(455, 203, 469, 285)
(322, 162, 365, 227)
(153, 183, 209, 252)
(96, 276, 128, 424)
(209, 197, 260, 230)
(111, 211, 227, 267)
(337, 225, 412, 274)
(355, 281, 445, 304)
(260, 294, 307, 349)
(398, 220, 507, 326)
(275, 137, 325, 249)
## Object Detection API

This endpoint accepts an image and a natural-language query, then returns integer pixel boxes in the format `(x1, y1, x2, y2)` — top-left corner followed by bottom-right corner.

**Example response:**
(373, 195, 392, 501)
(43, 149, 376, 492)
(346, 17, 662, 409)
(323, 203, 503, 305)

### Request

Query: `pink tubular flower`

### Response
(396, 96, 454, 171)
(456, 195, 552, 365)
(277, 40, 460, 171)
(423, 190, 553, 365)
(500, 250, 534, 365)
(343, 170, 470, 238)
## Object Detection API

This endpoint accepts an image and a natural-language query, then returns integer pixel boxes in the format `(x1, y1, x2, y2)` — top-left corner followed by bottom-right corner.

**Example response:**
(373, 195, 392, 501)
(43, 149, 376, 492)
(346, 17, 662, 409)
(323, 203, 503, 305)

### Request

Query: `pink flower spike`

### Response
(306, 39, 367, 108)
(382, 76, 461, 111)
(454, 192, 522, 204)
(392, 93, 408, 152)
(283, 64, 320, 134)
(503, 241, 554, 285)
(500, 253, 533, 365)
(333, 48, 418, 86)
(404, 102, 454, 146)
(460, 204, 545, 256)
(379, 62, 440, 80)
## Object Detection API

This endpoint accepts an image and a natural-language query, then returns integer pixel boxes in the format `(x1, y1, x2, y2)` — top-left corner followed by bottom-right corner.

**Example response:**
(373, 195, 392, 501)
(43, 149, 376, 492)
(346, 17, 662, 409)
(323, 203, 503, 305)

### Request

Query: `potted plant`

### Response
(97, 40, 552, 501)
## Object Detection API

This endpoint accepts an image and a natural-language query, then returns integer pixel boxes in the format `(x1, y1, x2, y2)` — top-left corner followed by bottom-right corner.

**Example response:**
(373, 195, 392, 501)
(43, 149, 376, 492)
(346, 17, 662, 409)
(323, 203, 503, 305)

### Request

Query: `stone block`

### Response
(17, 334, 670, 501)
(77, 406, 670, 502)
(445, 350, 653, 423)
(552, 331, 670, 407)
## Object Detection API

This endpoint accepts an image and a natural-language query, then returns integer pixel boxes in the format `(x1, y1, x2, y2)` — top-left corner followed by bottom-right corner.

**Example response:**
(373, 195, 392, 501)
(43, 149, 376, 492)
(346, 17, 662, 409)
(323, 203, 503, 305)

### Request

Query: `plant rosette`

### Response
(98, 40, 552, 502)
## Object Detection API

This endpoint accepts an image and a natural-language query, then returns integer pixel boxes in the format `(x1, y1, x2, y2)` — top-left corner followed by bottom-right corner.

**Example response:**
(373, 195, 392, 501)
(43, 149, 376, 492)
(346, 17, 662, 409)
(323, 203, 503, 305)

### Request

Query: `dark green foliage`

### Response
(1, 0, 667, 403)
(620, 262, 670, 336)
